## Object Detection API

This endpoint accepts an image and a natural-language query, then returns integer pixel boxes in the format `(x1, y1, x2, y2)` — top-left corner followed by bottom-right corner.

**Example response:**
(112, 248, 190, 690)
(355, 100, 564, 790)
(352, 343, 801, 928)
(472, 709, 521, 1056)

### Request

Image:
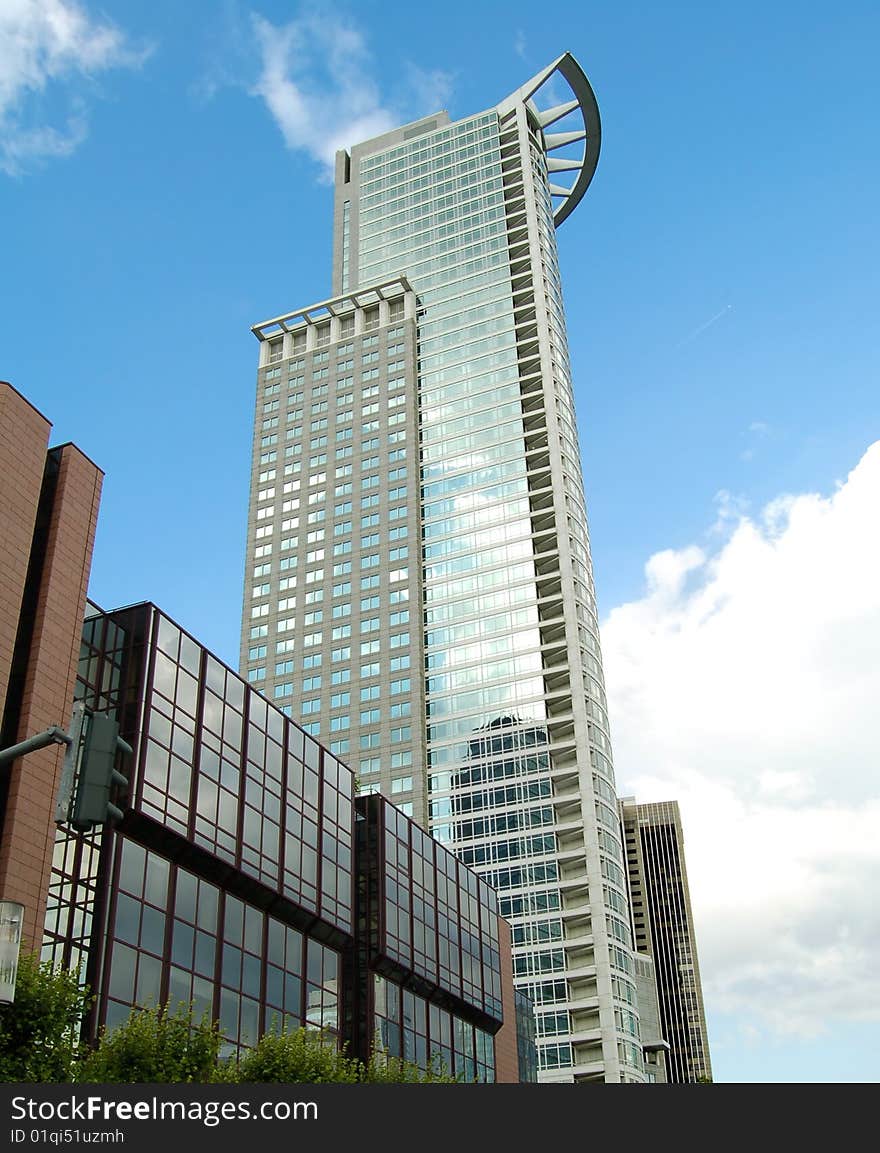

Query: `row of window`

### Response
(264, 320, 406, 366)
(295, 722, 413, 743)
(252, 505, 408, 535)
(256, 426, 408, 469)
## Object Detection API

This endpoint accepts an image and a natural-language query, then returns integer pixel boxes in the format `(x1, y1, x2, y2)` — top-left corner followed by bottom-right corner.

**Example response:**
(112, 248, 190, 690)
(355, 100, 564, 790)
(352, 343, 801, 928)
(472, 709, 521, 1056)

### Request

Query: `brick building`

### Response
(0, 381, 102, 950)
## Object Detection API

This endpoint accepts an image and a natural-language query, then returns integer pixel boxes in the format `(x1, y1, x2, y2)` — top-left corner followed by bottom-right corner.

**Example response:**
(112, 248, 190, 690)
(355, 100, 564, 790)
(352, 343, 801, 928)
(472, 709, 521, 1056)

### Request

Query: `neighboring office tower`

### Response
(619, 798, 713, 1082)
(241, 54, 647, 1082)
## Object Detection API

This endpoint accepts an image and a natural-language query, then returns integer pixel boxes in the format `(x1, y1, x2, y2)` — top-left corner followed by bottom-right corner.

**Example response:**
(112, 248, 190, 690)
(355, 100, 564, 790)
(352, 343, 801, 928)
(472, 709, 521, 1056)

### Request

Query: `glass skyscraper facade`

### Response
(242, 54, 646, 1082)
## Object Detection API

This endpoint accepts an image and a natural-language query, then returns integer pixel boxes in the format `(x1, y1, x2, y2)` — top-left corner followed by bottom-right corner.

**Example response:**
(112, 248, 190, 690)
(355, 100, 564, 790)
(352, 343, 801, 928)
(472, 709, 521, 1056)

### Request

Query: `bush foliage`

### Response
(223, 1025, 458, 1084)
(1, 954, 457, 1084)
(78, 1003, 222, 1084)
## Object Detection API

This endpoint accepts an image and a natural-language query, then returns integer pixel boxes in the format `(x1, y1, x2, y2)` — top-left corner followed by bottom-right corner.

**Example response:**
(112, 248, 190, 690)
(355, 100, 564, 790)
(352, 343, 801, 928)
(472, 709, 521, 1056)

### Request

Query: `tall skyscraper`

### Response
(619, 798, 713, 1082)
(242, 54, 647, 1082)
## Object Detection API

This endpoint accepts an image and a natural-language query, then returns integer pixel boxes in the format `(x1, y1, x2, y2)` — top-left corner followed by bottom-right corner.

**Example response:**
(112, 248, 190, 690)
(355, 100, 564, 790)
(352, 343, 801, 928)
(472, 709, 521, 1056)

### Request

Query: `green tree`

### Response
(0, 951, 91, 1082)
(78, 1003, 221, 1084)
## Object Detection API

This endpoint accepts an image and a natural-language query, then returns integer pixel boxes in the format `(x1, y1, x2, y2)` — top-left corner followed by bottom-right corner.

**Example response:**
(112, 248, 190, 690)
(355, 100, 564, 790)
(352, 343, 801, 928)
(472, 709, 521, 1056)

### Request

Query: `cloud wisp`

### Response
(0, 0, 149, 175)
(250, 11, 452, 176)
(741, 419, 772, 463)
(600, 442, 880, 1042)
(675, 302, 733, 349)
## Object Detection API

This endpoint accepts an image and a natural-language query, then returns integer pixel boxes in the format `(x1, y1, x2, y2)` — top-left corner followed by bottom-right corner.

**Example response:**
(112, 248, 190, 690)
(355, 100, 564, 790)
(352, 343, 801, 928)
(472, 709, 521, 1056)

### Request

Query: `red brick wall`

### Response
(494, 915, 521, 1083)
(0, 433, 102, 949)
(0, 383, 51, 713)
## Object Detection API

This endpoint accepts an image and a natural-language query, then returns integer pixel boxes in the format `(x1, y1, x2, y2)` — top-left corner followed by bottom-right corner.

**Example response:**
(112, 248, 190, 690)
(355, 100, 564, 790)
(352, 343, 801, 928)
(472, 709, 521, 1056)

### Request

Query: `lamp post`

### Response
(0, 899, 25, 1004)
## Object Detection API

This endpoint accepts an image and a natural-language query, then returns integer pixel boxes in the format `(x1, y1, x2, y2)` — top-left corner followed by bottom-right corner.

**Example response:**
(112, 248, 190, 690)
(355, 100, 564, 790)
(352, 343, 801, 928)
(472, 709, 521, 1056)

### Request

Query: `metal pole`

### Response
(0, 726, 71, 766)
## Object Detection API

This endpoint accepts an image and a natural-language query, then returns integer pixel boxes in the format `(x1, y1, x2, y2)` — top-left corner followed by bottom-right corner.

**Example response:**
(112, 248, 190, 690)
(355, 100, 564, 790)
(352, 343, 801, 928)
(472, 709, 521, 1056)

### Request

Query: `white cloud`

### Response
(601, 442, 880, 1041)
(741, 419, 771, 462)
(710, 488, 750, 534)
(402, 61, 453, 119)
(250, 11, 452, 175)
(0, 0, 148, 174)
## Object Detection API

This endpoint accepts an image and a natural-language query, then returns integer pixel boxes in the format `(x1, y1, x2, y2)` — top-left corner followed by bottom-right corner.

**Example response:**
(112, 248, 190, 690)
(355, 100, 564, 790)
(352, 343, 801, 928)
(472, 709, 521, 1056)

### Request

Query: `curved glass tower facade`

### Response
(243, 54, 645, 1082)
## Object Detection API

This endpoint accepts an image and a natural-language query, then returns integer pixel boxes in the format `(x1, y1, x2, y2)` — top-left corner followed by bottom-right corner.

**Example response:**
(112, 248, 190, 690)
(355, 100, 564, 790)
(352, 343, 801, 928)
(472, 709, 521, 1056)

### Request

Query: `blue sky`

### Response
(2, 1, 879, 1084)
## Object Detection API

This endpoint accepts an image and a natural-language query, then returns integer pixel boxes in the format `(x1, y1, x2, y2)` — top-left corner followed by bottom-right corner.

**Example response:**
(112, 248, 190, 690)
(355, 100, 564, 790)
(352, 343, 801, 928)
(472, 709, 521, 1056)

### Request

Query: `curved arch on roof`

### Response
(497, 52, 602, 228)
